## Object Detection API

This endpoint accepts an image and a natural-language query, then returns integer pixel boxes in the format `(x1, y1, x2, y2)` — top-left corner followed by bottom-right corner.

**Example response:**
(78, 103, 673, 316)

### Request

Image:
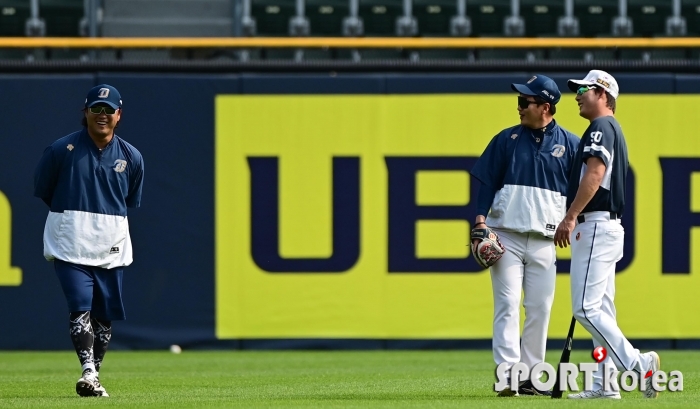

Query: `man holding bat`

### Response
(554, 70, 660, 399)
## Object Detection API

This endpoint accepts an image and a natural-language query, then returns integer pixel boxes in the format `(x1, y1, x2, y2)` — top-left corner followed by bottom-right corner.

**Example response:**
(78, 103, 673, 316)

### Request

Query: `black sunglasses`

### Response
(517, 96, 543, 110)
(88, 106, 118, 115)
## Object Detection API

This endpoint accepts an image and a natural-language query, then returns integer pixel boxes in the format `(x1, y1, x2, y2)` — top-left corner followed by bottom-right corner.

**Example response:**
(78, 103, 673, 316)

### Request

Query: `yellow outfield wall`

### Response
(215, 94, 700, 340)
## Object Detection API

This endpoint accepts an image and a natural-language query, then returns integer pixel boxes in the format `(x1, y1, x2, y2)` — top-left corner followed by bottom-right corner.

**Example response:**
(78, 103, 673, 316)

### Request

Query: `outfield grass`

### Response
(0, 350, 696, 408)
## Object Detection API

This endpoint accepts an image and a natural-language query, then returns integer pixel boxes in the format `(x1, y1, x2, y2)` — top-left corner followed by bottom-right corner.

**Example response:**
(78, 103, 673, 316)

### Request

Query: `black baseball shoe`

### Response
(518, 380, 553, 396)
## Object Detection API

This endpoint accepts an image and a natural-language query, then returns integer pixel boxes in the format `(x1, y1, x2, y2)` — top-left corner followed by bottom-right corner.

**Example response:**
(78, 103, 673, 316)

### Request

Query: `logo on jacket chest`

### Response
(113, 159, 127, 173)
(551, 144, 565, 158)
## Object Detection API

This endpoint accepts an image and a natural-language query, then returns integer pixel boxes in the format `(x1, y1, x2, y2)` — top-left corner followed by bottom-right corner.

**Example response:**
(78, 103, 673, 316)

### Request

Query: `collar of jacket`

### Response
(529, 118, 557, 139)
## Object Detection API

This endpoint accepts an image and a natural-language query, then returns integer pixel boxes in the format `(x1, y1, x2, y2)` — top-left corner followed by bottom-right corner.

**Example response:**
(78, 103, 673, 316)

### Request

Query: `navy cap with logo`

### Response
(84, 84, 122, 109)
(511, 75, 561, 105)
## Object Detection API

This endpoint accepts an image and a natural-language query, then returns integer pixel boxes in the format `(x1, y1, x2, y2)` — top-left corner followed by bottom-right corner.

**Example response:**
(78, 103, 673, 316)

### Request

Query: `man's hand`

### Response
(471, 225, 506, 269)
(554, 217, 576, 248)
(471, 219, 487, 250)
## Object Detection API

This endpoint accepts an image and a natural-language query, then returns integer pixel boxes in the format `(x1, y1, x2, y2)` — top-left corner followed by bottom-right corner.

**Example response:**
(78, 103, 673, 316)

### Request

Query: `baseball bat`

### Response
(551, 316, 577, 399)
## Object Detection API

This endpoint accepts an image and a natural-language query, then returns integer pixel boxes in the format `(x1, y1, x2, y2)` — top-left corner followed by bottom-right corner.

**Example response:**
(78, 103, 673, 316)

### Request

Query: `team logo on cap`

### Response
(551, 144, 565, 157)
(98, 88, 110, 98)
(113, 159, 127, 173)
(596, 78, 610, 88)
(527, 76, 537, 84)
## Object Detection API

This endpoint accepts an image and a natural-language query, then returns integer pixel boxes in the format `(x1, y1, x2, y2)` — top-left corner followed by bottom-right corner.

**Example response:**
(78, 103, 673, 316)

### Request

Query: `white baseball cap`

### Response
(567, 70, 619, 99)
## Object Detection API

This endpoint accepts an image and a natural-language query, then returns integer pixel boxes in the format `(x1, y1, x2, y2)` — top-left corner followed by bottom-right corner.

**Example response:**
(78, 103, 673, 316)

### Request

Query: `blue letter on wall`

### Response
(249, 157, 360, 272)
(386, 157, 483, 273)
(660, 158, 700, 274)
(617, 166, 635, 273)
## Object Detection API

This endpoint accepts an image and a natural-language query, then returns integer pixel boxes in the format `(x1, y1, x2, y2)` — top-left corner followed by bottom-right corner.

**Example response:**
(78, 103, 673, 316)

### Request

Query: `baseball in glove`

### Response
(470, 225, 506, 269)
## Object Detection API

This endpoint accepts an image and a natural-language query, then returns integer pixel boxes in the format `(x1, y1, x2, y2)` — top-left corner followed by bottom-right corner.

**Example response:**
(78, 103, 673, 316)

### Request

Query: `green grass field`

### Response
(0, 350, 696, 408)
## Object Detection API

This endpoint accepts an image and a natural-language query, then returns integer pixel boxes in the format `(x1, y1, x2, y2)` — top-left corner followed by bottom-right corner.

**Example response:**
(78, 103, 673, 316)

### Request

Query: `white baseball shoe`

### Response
(568, 390, 621, 399)
(497, 386, 519, 397)
(76, 369, 100, 397)
(93, 375, 110, 397)
(642, 351, 661, 399)
(496, 377, 518, 397)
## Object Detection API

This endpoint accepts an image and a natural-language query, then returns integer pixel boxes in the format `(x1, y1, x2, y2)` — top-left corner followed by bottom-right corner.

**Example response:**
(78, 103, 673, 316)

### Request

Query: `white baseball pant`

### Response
(570, 211, 652, 386)
(490, 229, 556, 379)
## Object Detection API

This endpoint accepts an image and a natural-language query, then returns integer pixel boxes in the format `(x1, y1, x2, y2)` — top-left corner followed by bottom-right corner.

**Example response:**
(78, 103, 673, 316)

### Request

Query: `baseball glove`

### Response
(470, 226, 506, 269)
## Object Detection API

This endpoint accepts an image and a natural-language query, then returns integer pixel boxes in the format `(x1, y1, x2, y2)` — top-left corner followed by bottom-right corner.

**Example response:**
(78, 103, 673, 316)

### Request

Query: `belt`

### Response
(577, 211, 619, 223)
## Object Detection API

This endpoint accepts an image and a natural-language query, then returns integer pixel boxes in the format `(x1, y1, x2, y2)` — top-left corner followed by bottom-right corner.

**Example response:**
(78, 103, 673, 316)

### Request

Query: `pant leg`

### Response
(54, 260, 95, 313)
(489, 230, 526, 374)
(521, 234, 556, 369)
(91, 266, 126, 321)
(593, 266, 619, 390)
(571, 221, 649, 375)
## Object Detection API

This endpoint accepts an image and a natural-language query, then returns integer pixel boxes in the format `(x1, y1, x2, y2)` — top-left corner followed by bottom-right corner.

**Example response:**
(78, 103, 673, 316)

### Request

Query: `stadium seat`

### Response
(0, 49, 28, 60)
(120, 49, 172, 60)
(521, 0, 564, 37)
(469, 0, 510, 36)
(0, 0, 30, 36)
(549, 48, 616, 60)
(301, 48, 335, 58)
(627, 0, 671, 37)
(618, 48, 647, 59)
(102, 0, 232, 37)
(218, 48, 263, 61)
(307, 0, 347, 35)
(333, 48, 360, 59)
(477, 48, 544, 60)
(548, 48, 587, 59)
(650, 48, 687, 59)
(573, 0, 617, 37)
(413, 0, 456, 36)
(682, 0, 700, 36)
(251, 0, 296, 35)
(418, 48, 474, 59)
(41, 0, 83, 37)
(358, 0, 403, 35)
(616, 48, 686, 60)
(259, 47, 296, 58)
(0, 0, 82, 38)
(591, 49, 616, 59)
(46, 48, 85, 59)
(254, 47, 333, 60)
(355, 48, 405, 59)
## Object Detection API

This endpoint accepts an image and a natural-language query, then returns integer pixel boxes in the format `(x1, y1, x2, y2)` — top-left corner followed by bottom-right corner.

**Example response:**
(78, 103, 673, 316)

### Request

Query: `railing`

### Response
(3, 36, 700, 74)
(2, 37, 700, 49)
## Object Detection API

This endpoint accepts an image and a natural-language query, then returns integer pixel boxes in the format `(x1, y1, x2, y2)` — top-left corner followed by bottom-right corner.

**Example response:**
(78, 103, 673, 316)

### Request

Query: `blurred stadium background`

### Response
(1, 0, 700, 63)
(1, 0, 700, 355)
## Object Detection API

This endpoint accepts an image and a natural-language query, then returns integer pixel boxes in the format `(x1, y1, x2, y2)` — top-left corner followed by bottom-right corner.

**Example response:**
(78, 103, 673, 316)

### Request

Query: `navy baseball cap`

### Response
(511, 75, 561, 105)
(84, 84, 122, 109)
